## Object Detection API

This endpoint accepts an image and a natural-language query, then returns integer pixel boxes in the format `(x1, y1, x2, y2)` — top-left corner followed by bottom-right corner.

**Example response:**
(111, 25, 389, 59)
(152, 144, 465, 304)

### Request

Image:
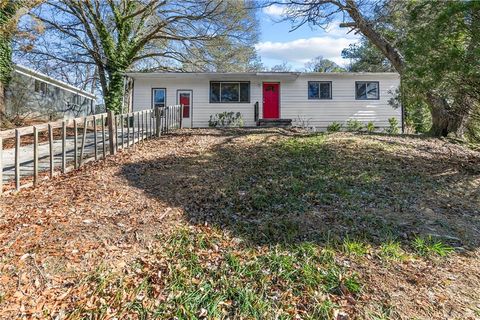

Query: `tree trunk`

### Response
(104, 70, 125, 114)
(0, 81, 5, 126)
(426, 93, 468, 137)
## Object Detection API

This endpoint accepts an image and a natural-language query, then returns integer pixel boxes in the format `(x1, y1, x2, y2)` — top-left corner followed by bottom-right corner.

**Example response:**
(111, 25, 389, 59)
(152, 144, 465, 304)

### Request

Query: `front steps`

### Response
(257, 119, 292, 127)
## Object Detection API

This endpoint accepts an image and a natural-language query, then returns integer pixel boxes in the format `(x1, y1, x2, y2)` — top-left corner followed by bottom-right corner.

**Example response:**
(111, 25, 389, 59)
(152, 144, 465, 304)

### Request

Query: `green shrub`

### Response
(366, 121, 376, 133)
(208, 112, 244, 128)
(346, 119, 363, 132)
(384, 117, 400, 134)
(327, 122, 343, 133)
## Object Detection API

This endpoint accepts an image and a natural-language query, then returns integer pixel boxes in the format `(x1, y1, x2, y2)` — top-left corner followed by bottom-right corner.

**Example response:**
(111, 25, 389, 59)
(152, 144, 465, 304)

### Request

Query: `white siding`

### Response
(131, 73, 401, 129)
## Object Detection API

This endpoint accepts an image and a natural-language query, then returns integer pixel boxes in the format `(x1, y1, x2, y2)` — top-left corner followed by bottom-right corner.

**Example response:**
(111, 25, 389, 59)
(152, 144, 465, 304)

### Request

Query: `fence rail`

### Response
(0, 105, 182, 194)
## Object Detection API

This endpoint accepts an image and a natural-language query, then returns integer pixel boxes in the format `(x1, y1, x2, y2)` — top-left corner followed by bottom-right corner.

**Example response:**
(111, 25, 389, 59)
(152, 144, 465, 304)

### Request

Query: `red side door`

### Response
(263, 83, 280, 119)
(179, 91, 191, 118)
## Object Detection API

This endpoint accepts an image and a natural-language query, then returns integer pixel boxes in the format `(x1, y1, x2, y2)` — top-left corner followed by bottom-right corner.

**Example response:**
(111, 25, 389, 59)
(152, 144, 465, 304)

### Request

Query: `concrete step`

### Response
(257, 119, 292, 127)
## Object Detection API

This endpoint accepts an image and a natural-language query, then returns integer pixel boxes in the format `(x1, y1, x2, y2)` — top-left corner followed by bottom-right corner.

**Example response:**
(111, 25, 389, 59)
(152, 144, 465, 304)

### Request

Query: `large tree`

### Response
(404, 1, 480, 138)
(277, 0, 479, 138)
(26, 0, 259, 113)
(0, 0, 41, 121)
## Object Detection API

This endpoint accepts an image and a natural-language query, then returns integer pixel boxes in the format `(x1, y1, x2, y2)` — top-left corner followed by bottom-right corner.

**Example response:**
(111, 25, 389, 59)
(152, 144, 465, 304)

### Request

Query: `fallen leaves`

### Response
(0, 129, 479, 319)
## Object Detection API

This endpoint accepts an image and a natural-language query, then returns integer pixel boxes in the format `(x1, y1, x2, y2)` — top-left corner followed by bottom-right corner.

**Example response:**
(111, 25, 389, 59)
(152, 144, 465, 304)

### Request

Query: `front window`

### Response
(152, 88, 166, 108)
(308, 81, 332, 99)
(355, 81, 379, 100)
(210, 81, 250, 103)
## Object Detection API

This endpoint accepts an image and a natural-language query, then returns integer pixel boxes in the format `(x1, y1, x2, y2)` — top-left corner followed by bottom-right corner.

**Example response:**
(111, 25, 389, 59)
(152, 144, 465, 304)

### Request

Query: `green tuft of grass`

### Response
(343, 238, 369, 256)
(379, 240, 406, 261)
(322, 267, 362, 295)
(309, 299, 338, 320)
(412, 236, 454, 257)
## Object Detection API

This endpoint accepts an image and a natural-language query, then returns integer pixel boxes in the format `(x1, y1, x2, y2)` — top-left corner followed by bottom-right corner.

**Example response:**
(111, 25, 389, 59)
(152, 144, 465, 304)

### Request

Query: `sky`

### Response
(256, 4, 360, 70)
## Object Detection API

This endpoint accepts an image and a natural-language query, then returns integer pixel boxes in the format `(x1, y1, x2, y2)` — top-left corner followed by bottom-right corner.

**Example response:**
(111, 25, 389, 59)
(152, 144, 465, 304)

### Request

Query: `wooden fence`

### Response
(0, 105, 182, 194)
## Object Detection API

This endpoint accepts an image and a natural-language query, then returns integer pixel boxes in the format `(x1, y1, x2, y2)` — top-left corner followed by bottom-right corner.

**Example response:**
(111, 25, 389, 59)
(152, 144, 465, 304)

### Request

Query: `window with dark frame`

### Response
(152, 88, 166, 108)
(308, 81, 332, 100)
(355, 81, 379, 100)
(34, 79, 48, 94)
(210, 81, 250, 103)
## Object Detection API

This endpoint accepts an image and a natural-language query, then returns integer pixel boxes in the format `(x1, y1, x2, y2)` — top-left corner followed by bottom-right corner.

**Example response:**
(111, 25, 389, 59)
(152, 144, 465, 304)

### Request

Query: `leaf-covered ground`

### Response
(1, 129, 479, 319)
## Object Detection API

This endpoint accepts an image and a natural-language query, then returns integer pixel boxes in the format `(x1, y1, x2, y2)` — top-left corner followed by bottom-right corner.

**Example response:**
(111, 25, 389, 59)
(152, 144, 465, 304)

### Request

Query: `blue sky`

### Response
(256, 4, 360, 70)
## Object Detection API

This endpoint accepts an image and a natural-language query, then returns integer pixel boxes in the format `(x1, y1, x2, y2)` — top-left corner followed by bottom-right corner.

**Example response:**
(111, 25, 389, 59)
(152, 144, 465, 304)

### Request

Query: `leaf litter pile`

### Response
(1, 128, 479, 319)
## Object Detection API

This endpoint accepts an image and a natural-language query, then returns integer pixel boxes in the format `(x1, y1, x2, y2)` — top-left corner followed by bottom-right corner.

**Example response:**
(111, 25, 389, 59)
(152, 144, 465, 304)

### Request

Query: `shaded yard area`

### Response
(1, 129, 479, 319)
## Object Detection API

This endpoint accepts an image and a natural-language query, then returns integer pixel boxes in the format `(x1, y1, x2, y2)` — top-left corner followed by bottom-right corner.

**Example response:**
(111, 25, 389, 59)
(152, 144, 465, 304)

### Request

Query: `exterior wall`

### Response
(5, 70, 94, 121)
(278, 74, 400, 129)
(132, 77, 260, 128)
(131, 73, 401, 129)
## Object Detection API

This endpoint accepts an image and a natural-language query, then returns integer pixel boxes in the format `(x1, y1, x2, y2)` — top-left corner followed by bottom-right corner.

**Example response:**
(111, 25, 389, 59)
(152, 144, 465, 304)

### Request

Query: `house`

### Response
(124, 72, 401, 130)
(5, 65, 97, 121)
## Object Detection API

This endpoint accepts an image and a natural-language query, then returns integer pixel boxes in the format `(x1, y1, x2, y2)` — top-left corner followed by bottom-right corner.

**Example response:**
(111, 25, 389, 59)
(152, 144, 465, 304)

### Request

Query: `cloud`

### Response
(255, 36, 359, 67)
(262, 4, 286, 17)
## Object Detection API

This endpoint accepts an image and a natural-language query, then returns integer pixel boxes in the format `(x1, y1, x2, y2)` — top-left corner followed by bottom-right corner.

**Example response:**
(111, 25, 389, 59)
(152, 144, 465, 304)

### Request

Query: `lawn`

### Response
(1, 129, 479, 319)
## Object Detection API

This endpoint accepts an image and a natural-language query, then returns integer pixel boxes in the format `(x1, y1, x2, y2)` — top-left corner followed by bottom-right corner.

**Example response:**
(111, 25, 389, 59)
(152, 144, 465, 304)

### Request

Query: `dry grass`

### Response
(0, 128, 479, 319)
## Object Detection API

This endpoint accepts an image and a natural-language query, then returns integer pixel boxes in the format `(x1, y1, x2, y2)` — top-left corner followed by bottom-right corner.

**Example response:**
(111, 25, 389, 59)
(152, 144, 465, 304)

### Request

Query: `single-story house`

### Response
(5, 65, 97, 121)
(124, 72, 401, 130)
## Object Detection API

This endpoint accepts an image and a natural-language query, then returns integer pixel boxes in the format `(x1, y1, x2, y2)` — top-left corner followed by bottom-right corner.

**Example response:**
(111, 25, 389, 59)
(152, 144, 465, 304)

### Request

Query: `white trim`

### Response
(125, 71, 399, 80)
(14, 65, 97, 100)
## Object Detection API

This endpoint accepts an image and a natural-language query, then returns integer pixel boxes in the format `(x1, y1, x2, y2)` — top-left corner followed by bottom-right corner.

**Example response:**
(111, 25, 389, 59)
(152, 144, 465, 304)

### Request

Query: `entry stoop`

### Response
(257, 119, 292, 127)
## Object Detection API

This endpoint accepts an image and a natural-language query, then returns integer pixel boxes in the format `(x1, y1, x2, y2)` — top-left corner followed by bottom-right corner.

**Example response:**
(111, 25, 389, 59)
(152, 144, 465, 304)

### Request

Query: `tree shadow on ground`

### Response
(119, 130, 480, 250)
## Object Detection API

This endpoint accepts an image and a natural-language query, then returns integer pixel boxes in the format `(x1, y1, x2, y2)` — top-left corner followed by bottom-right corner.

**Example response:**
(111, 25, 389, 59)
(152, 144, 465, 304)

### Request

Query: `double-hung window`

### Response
(355, 81, 379, 100)
(152, 88, 166, 108)
(308, 81, 332, 99)
(35, 80, 48, 94)
(210, 81, 250, 103)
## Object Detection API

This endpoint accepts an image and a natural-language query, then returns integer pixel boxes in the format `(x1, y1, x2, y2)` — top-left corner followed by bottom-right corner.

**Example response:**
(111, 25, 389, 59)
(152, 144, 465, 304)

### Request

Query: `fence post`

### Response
(93, 116, 98, 161)
(179, 105, 182, 129)
(107, 110, 116, 155)
(79, 117, 88, 166)
(33, 127, 39, 186)
(48, 124, 54, 178)
(155, 106, 161, 137)
(15, 129, 20, 191)
(74, 120, 78, 169)
(101, 114, 106, 158)
(62, 122, 67, 173)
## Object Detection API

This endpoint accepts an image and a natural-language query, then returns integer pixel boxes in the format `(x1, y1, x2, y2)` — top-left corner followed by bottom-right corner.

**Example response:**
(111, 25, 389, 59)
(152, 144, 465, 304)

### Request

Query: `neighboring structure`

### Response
(5, 65, 96, 121)
(124, 72, 401, 130)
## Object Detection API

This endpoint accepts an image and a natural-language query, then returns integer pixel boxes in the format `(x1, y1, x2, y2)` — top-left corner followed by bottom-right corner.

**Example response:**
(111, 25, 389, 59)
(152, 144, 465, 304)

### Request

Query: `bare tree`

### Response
(24, 0, 258, 113)
(304, 55, 345, 72)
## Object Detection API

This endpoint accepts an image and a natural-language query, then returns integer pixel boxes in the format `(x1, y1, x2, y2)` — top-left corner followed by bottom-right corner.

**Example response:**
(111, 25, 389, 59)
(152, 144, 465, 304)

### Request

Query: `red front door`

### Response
(263, 83, 280, 119)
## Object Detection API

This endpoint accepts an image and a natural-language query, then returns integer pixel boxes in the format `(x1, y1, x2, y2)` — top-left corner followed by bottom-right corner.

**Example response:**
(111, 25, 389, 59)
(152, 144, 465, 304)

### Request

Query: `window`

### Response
(308, 81, 332, 99)
(355, 81, 379, 100)
(34, 79, 48, 94)
(71, 94, 81, 105)
(210, 81, 250, 103)
(152, 88, 166, 108)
